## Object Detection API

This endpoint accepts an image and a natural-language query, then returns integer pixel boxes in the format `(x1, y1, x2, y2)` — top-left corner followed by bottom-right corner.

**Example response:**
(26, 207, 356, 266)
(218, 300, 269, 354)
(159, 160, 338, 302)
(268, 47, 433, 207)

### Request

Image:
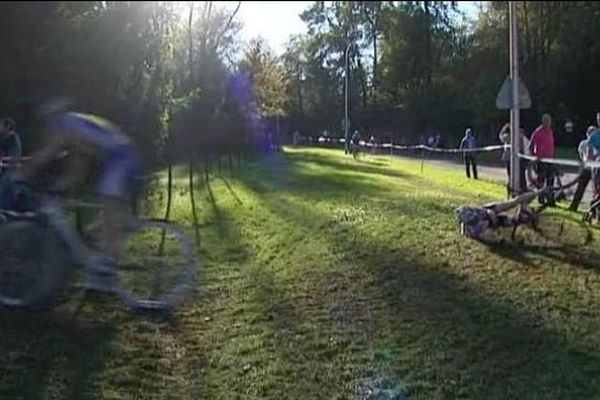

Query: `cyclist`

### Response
(456, 190, 540, 239)
(19, 99, 141, 290)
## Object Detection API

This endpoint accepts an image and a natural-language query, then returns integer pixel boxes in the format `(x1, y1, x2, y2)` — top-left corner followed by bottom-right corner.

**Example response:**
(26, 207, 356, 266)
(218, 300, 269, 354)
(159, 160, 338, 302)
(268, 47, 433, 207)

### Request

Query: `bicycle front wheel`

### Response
(0, 219, 72, 309)
(116, 219, 195, 310)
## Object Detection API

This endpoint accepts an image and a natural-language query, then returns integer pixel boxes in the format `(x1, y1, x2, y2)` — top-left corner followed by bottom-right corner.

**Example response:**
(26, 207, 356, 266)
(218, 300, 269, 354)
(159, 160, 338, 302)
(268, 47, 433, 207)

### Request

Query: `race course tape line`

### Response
(321, 138, 597, 170)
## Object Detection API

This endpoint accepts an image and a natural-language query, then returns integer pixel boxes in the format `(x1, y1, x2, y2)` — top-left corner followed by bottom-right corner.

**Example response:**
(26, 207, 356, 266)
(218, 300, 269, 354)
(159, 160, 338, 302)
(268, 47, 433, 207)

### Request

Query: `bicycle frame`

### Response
(40, 196, 101, 271)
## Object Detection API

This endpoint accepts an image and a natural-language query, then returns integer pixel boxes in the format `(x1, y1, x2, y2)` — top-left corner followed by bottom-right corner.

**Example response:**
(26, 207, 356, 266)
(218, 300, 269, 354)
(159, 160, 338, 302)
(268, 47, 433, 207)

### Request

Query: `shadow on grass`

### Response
(0, 308, 116, 400)
(220, 177, 243, 205)
(266, 195, 600, 398)
(231, 155, 600, 398)
(479, 237, 536, 268)
(204, 178, 250, 264)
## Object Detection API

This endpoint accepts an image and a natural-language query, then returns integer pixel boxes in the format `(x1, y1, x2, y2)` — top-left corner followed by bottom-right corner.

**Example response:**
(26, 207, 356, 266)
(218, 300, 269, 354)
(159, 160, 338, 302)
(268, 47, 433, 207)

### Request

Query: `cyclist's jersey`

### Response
(351, 134, 360, 144)
(50, 112, 131, 153)
(48, 112, 140, 199)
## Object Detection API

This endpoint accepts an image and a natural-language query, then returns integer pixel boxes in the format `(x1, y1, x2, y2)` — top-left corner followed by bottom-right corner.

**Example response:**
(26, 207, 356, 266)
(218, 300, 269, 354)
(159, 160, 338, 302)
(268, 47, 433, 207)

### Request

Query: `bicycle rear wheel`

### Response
(528, 211, 592, 247)
(116, 219, 195, 310)
(0, 219, 72, 309)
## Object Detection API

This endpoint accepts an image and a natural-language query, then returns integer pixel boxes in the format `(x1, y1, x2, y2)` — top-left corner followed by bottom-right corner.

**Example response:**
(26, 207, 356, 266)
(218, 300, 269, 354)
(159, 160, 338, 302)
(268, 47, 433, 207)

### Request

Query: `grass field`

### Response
(1, 147, 600, 399)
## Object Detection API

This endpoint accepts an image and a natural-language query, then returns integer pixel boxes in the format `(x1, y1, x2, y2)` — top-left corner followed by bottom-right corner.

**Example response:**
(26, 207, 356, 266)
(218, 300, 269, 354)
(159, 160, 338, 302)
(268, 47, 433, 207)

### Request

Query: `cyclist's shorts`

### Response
(97, 144, 141, 200)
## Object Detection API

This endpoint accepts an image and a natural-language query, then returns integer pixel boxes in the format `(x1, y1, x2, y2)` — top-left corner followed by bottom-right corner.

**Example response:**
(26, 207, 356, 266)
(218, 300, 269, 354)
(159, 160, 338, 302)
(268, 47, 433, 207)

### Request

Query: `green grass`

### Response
(1, 147, 600, 399)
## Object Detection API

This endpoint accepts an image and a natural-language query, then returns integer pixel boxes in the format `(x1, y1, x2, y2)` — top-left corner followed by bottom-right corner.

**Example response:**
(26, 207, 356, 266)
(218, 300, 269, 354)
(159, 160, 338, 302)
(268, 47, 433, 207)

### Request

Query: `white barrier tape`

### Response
(366, 142, 507, 154)
(315, 137, 600, 171)
(516, 153, 596, 169)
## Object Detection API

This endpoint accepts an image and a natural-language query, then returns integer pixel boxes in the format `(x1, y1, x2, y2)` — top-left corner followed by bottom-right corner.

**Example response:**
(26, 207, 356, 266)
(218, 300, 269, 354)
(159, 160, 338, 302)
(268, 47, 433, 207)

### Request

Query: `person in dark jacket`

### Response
(460, 128, 478, 179)
(0, 118, 22, 210)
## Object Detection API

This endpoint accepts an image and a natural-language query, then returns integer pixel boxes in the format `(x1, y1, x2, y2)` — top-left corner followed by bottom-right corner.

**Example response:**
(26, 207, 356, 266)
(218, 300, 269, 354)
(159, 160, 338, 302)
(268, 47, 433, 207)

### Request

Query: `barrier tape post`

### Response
(420, 147, 425, 174)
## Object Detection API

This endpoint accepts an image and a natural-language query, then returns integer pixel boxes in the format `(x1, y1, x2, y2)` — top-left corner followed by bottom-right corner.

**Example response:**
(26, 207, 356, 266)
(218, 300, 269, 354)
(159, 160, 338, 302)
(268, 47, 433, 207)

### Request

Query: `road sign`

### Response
(496, 76, 531, 110)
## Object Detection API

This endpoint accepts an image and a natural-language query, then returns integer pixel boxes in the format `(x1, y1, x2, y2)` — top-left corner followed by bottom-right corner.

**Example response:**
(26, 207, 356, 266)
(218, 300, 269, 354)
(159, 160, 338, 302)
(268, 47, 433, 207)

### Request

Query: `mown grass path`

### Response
(1, 147, 600, 399)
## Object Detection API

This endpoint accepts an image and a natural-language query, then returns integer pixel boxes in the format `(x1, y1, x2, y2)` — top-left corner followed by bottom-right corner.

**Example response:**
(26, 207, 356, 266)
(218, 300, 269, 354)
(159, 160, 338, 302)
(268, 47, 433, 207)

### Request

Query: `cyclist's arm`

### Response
(19, 134, 70, 181)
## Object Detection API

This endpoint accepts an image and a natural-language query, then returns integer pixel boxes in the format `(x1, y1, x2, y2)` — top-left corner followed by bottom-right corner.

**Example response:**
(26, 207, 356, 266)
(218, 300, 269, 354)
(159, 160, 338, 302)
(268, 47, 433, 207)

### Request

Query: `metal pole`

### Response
(344, 44, 351, 154)
(509, 1, 521, 196)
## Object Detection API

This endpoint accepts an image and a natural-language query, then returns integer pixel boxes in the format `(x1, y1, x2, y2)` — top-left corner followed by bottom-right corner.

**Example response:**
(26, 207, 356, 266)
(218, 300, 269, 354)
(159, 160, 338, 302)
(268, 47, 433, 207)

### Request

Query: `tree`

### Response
(238, 37, 289, 118)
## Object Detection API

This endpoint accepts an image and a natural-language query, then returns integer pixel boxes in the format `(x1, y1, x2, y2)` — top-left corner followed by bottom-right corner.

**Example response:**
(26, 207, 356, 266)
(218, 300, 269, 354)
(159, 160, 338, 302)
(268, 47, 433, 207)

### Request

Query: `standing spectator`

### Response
(529, 113, 556, 206)
(427, 135, 435, 147)
(0, 118, 22, 162)
(369, 134, 376, 153)
(498, 122, 529, 194)
(460, 128, 478, 179)
(0, 118, 22, 210)
(292, 130, 301, 147)
(437, 134, 445, 149)
(570, 125, 598, 211)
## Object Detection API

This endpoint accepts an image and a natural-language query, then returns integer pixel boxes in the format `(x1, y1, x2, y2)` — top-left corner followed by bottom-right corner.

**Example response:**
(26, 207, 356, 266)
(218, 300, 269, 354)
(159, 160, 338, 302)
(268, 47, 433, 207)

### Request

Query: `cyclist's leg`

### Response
(102, 195, 129, 260)
(97, 146, 140, 260)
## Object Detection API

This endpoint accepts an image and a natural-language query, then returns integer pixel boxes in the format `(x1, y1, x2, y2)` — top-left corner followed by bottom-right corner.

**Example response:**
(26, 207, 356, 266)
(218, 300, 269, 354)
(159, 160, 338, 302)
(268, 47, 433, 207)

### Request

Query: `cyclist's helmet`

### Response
(455, 206, 490, 238)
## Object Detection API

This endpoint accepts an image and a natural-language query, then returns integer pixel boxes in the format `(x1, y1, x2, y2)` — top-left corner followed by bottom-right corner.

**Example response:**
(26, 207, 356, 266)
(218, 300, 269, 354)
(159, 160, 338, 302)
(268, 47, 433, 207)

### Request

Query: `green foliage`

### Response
(238, 37, 289, 118)
(281, 1, 600, 146)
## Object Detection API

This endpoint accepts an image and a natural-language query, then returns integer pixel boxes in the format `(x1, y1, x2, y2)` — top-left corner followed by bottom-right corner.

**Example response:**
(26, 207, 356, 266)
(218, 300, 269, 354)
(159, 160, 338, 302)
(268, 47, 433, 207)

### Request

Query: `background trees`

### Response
(1, 1, 599, 158)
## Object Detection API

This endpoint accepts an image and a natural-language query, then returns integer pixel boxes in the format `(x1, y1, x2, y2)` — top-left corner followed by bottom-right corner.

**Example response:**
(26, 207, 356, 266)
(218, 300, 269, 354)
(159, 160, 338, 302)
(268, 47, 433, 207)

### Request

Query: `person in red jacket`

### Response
(529, 113, 556, 206)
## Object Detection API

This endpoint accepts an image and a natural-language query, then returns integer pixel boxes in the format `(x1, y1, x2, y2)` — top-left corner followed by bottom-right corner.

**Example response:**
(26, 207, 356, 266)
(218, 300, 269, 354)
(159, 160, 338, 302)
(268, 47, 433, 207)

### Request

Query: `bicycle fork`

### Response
(42, 199, 101, 271)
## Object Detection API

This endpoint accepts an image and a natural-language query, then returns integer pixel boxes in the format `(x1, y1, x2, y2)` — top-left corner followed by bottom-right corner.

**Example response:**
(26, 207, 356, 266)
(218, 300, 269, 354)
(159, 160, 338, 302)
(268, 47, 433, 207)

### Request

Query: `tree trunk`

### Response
(204, 157, 209, 180)
(372, 30, 378, 89)
(159, 161, 173, 255)
(357, 57, 368, 109)
(297, 77, 304, 116)
(189, 159, 200, 246)
(522, 2, 530, 65)
(188, 2, 195, 85)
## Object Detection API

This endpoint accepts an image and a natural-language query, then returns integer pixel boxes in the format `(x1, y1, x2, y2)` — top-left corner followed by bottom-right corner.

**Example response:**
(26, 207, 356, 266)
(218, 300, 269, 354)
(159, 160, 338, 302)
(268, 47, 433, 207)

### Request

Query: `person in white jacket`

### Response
(498, 123, 530, 194)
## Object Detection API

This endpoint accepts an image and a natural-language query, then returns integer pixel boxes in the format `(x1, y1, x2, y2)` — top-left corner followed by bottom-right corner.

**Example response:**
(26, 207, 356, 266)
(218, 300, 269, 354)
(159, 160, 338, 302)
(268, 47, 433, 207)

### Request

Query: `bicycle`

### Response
(0, 191, 195, 311)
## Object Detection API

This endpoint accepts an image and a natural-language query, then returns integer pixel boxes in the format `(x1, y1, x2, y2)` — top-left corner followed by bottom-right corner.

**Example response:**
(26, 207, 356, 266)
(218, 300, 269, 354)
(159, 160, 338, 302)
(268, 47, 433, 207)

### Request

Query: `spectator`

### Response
(498, 122, 529, 194)
(0, 118, 22, 210)
(427, 135, 435, 147)
(292, 130, 301, 147)
(436, 134, 445, 149)
(0, 118, 22, 161)
(570, 125, 598, 211)
(460, 128, 478, 179)
(529, 113, 556, 206)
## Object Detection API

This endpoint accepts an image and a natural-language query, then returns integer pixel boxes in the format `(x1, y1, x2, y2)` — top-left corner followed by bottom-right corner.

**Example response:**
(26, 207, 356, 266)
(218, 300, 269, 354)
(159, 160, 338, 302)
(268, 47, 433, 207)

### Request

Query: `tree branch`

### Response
(188, 2, 195, 86)
(212, 1, 241, 52)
